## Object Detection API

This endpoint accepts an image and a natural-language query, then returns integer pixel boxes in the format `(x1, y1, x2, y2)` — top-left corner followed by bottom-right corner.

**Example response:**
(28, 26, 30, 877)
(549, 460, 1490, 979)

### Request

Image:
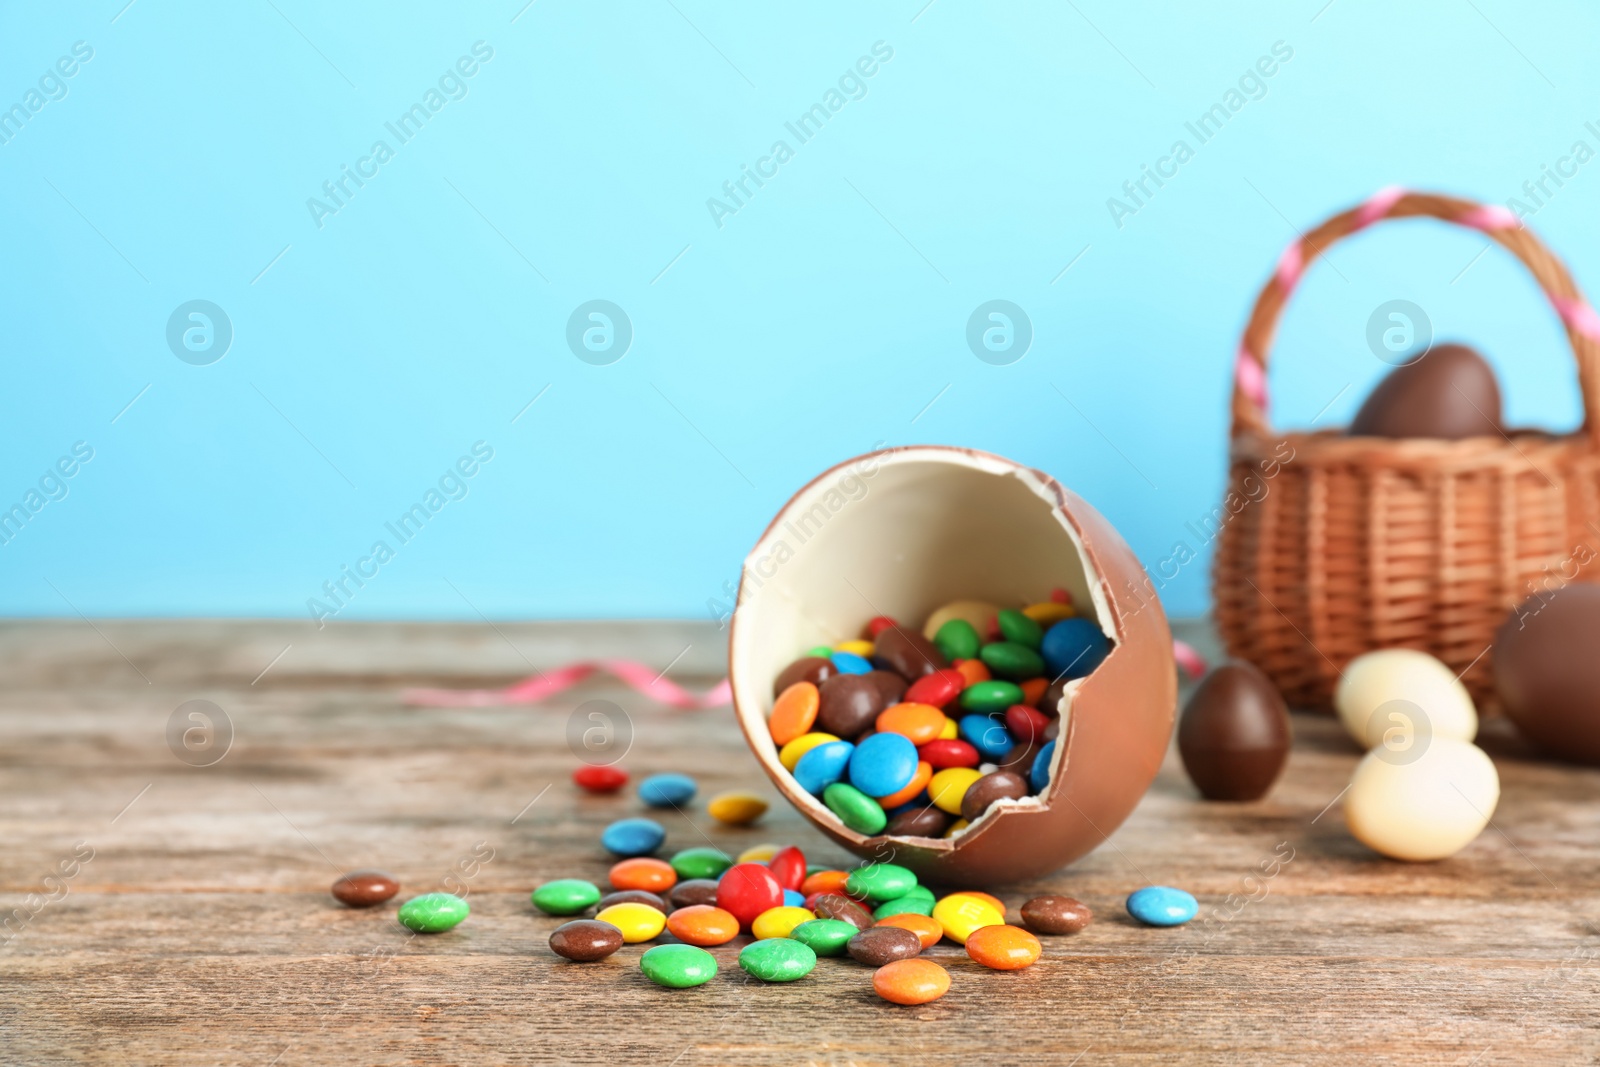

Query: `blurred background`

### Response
(4, 0, 1598, 622)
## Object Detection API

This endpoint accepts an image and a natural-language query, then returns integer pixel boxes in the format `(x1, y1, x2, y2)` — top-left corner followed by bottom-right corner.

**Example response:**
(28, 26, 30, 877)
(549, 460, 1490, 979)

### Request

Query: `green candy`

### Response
(397, 892, 469, 933)
(873, 895, 936, 920)
(979, 641, 1045, 680)
(804, 645, 833, 658)
(739, 937, 817, 982)
(640, 944, 718, 988)
(934, 619, 981, 661)
(531, 879, 601, 916)
(790, 918, 859, 957)
(961, 680, 1025, 713)
(670, 847, 733, 881)
(845, 863, 919, 903)
(997, 608, 1044, 650)
(822, 782, 887, 835)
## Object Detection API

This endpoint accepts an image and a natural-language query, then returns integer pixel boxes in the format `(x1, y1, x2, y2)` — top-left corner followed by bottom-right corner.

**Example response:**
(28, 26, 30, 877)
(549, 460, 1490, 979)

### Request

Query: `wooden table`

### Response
(2, 619, 1597, 1065)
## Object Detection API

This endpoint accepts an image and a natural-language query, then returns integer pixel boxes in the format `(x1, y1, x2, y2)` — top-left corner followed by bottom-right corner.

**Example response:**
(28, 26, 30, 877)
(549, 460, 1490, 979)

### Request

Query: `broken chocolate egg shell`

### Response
(1178, 661, 1291, 801)
(729, 446, 1177, 886)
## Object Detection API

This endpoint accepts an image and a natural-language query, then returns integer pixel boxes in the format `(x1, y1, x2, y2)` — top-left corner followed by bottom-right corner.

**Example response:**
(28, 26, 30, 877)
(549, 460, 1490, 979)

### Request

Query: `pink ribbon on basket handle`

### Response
(403, 641, 1211, 709)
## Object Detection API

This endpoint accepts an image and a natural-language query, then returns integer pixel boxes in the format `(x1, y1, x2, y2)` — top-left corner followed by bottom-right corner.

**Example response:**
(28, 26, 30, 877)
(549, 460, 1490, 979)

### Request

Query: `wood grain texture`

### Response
(1, 619, 1598, 1066)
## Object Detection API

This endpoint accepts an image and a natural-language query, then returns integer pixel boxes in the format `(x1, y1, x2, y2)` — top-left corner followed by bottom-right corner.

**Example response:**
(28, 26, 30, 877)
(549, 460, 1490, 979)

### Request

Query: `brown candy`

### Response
(1177, 661, 1291, 801)
(871, 625, 948, 681)
(1494, 585, 1600, 765)
(331, 869, 399, 908)
(549, 919, 624, 962)
(1039, 678, 1068, 715)
(817, 674, 890, 738)
(1349, 343, 1503, 440)
(998, 740, 1040, 776)
(1020, 895, 1092, 935)
(773, 655, 836, 697)
(597, 889, 667, 913)
(847, 925, 923, 966)
(960, 769, 1031, 822)
(811, 893, 874, 932)
(865, 669, 908, 706)
(669, 879, 720, 910)
(884, 806, 951, 838)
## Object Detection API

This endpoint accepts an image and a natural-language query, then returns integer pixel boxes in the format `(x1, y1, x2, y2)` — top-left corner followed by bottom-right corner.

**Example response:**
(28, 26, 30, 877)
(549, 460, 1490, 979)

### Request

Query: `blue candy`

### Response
(1126, 885, 1198, 927)
(638, 773, 697, 808)
(830, 651, 873, 675)
(959, 714, 1014, 761)
(847, 732, 919, 798)
(601, 817, 665, 858)
(793, 740, 854, 795)
(1041, 618, 1111, 680)
(782, 888, 806, 908)
(1030, 739, 1057, 793)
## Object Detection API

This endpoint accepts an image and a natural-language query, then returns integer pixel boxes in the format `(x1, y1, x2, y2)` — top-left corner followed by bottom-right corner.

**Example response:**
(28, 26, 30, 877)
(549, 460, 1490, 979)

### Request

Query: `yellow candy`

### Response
(779, 732, 840, 772)
(737, 842, 782, 863)
(928, 767, 984, 815)
(932, 892, 1005, 945)
(1022, 601, 1075, 625)
(709, 792, 769, 826)
(942, 818, 969, 839)
(921, 600, 1002, 641)
(594, 901, 666, 943)
(750, 905, 815, 940)
(938, 715, 959, 740)
(833, 639, 875, 657)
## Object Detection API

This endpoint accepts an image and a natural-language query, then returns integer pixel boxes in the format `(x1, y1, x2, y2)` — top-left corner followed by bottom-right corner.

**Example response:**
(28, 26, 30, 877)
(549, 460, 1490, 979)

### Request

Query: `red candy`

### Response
(918, 738, 980, 770)
(1005, 705, 1051, 746)
(904, 668, 966, 709)
(1050, 587, 1072, 604)
(866, 615, 900, 638)
(572, 765, 628, 793)
(716, 863, 785, 930)
(767, 845, 806, 892)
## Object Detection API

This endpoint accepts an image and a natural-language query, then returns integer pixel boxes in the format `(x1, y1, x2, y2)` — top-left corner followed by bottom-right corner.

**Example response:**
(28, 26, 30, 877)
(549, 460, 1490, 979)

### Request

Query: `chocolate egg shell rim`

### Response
(727, 447, 1120, 850)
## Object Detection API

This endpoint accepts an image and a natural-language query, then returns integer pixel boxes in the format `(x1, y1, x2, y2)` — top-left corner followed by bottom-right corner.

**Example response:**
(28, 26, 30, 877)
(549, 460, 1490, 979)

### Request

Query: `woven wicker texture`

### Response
(1213, 191, 1600, 709)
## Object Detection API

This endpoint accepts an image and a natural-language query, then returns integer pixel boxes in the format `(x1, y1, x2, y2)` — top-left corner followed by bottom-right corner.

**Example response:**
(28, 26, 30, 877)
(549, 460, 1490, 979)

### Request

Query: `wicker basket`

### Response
(1213, 189, 1600, 710)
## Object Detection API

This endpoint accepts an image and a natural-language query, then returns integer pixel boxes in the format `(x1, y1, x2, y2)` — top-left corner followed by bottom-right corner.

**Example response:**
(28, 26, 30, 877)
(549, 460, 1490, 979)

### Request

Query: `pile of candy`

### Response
(765, 594, 1112, 839)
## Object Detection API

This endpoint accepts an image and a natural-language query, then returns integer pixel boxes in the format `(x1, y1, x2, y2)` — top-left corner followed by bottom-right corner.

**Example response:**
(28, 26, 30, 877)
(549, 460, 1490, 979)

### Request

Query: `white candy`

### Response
(1344, 737, 1499, 861)
(1334, 649, 1477, 749)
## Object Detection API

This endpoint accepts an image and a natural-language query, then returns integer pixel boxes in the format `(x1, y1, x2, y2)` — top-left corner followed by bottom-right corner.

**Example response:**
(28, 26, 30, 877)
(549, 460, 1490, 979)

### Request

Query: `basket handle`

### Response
(1231, 188, 1600, 445)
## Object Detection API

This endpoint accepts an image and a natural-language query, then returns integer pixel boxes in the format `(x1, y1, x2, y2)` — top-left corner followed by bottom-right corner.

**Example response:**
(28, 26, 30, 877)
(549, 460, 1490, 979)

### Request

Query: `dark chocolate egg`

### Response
(1493, 585, 1600, 765)
(1348, 343, 1503, 440)
(1177, 661, 1291, 801)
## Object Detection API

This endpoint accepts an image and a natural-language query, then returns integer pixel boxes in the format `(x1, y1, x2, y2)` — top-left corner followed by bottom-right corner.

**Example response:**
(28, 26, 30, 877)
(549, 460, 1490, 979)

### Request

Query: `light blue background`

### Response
(4, 0, 1598, 622)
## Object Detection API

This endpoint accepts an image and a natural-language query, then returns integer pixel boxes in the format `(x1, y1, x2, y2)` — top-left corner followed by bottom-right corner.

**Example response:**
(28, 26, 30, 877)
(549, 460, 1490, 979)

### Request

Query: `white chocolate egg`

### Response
(1343, 737, 1499, 861)
(920, 600, 1003, 642)
(1334, 649, 1477, 749)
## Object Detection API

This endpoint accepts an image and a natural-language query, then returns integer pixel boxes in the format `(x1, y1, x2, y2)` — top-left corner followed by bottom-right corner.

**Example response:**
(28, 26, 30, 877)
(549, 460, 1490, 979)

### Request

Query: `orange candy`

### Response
(800, 869, 850, 897)
(609, 857, 676, 893)
(876, 912, 943, 950)
(875, 702, 947, 746)
(874, 761, 933, 809)
(953, 659, 991, 687)
(1019, 677, 1048, 706)
(768, 682, 820, 746)
(965, 924, 1041, 970)
(873, 958, 951, 1005)
(665, 904, 741, 946)
(964, 891, 1006, 916)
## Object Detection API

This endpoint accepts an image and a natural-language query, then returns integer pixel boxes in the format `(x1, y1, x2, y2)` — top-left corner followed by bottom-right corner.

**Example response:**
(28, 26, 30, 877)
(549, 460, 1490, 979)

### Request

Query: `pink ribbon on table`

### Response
(404, 659, 732, 709)
(403, 639, 1211, 710)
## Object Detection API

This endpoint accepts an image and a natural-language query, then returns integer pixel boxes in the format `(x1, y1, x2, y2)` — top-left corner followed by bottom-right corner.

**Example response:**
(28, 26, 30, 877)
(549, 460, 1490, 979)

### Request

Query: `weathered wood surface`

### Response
(1, 619, 1597, 1066)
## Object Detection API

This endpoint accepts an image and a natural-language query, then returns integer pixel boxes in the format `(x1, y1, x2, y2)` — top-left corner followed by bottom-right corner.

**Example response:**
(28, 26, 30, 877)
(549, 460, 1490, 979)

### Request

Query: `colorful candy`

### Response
(847, 925, 923, 966)
(1020, 895, 1092, 935)
(669, 847, 733, 881)
(845, 863, 917, 902)
(601, 818, 665, 858)
(1041, 617, 1111, 679)
(779, 731, 840, 771)
(531, 878, 601, 916)
(331, 869, 399, 908)
(670, 879, 721, 909)
(965, 924, 1042, 969)
(1126, 886, 1198, 927)
(609, 857, 676, 893)
(769, 682, 821, 746)
(932, 892, 1004, 944)
(665, 905, 740, 946)
(876, 912, 944, 949)
(707, 792, 768, 826)
(928, 767, 984, 814)
(739, 938, 817, 982)
(640, 944, 717, 988)
(793, 741, 853, 795)
(572, 764, 628, 793)
(873, 958, 950, 1004)
(791, 917, 860, 956)
(829, 651, 873, 675)
(766, 845, 806, 892)
(848, 733, 919, 797)
(397, 893, 469, 933)
(638, 773, 697, 808)
(598, 889, 667, 913)
(822, 782, 888, 834)
(716, 863, 785, 930)
(594, 901, 666, 942)
(549, 919, 624, 961)
(751, 905, 816, 940)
